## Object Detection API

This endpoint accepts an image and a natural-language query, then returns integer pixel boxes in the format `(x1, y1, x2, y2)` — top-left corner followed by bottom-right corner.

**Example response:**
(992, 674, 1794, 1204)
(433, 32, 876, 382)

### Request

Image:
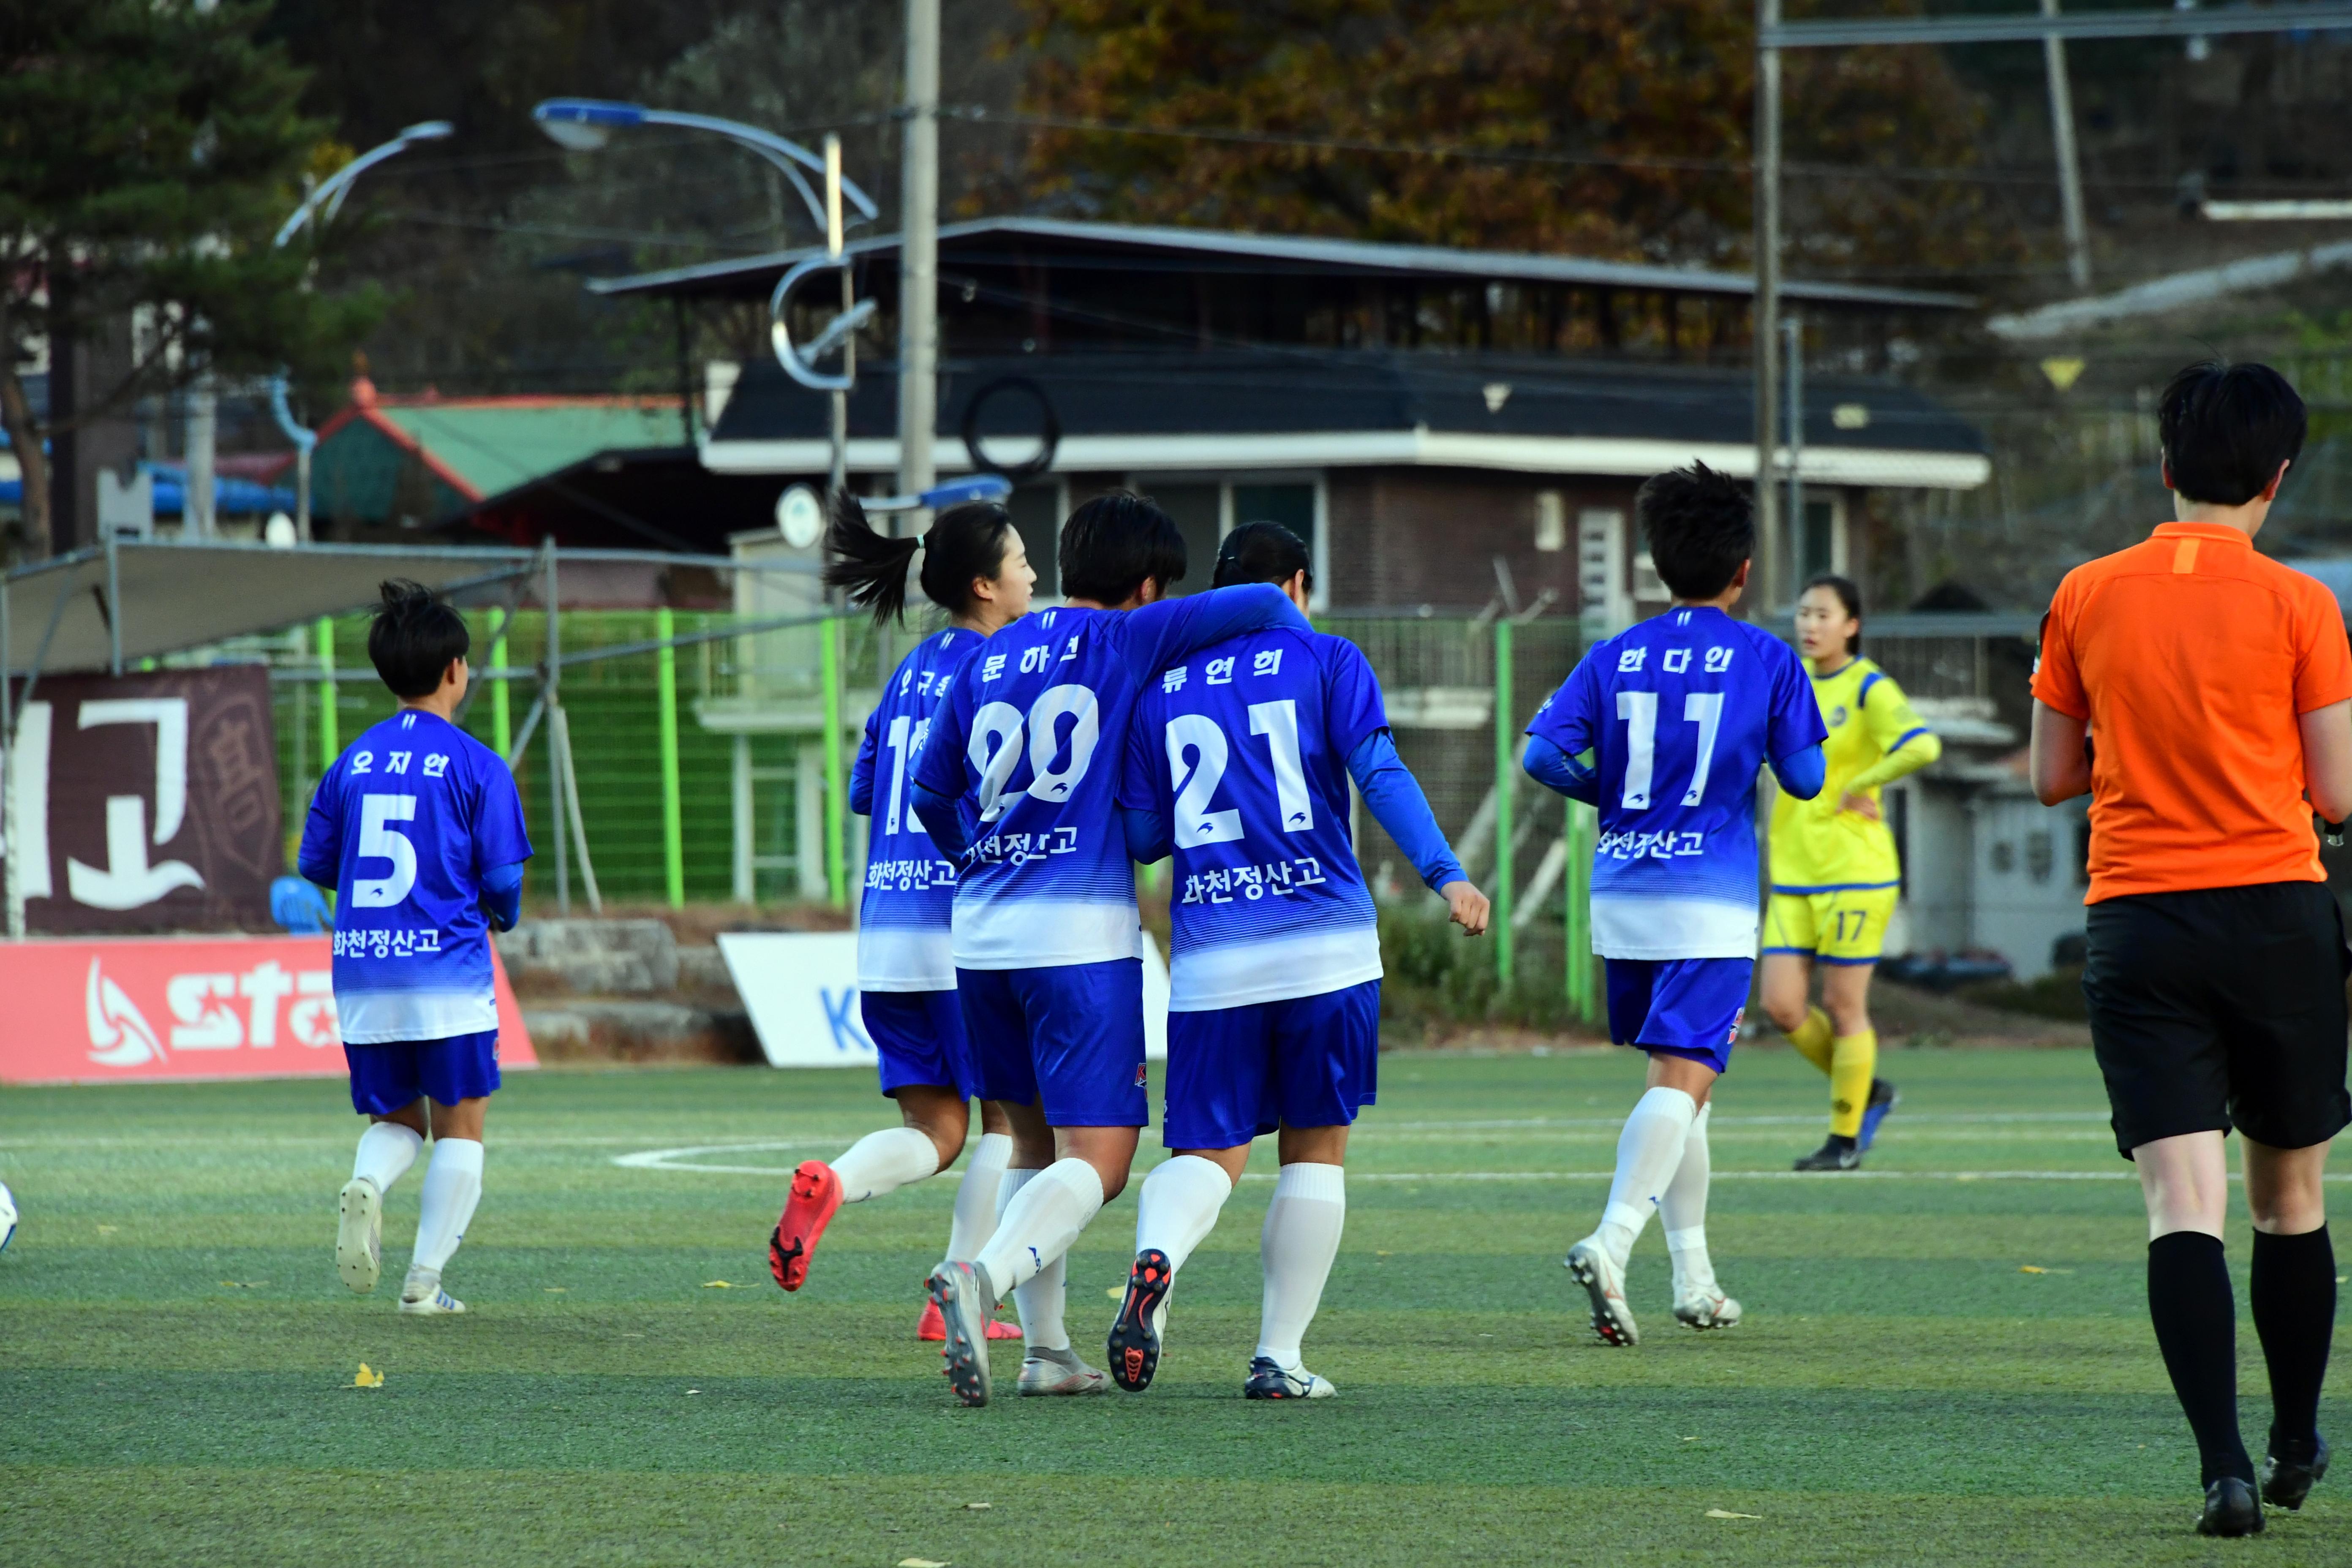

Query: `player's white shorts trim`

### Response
(856, 926, 958, 993)
(950, 898, 1142, 971)
(1591, 895, 1759, 961)
(1168, 923, 1384, 1012)
(336, 990, 499, 1044)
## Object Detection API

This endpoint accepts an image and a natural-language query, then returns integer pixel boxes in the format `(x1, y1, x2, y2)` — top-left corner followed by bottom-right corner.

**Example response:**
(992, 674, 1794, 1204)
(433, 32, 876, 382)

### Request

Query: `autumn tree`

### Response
(0, 0, 380, 558)
(1004, 0, 2011, 279)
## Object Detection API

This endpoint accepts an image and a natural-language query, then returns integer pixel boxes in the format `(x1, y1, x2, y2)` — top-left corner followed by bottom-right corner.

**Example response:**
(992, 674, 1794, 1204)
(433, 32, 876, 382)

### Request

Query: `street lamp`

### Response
(531, 99, 878, 236)
(267, 120, 454, 543)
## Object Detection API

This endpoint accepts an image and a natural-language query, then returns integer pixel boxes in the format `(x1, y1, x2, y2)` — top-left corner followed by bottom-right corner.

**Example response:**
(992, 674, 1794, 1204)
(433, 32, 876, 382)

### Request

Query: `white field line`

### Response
(607, 1140, 2352, 1184)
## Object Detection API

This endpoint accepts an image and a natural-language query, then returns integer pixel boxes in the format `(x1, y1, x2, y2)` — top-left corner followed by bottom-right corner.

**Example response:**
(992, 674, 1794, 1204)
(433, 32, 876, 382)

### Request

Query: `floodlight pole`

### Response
(2042, 0, 2094, 292)
(826, 134, 851, 497)
(898, 0, 942, 515)
(1753, 0, 1783, 617)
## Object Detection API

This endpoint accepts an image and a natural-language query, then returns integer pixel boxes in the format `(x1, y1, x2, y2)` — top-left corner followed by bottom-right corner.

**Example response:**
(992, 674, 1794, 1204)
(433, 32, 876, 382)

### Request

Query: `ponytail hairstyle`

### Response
(1804, 572, 1863, 656)
(368, 578, 470, 698)
(822, 490, 1015, 625)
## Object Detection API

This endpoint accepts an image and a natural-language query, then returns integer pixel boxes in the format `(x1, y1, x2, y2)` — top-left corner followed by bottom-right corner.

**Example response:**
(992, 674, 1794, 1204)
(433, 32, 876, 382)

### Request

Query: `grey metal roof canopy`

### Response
(0, 539, 823, 679)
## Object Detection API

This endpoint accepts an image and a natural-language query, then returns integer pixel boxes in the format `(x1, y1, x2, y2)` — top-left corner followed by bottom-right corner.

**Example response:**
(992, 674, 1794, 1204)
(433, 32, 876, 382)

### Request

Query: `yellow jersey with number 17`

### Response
(1767, 656, 1929, 893)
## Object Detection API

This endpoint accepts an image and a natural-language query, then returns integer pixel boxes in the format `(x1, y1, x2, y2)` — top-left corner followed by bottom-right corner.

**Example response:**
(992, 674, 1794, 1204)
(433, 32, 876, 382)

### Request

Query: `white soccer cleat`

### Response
(1565, 1236, 1639, 1347)
(1244, 1356, 1336, 1399)
(1672, 1288, 1743, 1331)
(1017, 1345, 1110, 1396)
(926, 1260, 996, 1406)
(398, 1266, 466, 1315)
(335, 1177, 383, 1294)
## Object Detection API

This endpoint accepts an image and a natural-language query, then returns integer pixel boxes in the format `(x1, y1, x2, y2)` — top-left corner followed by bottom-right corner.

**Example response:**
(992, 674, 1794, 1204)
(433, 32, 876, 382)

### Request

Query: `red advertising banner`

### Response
(0, 935, 537, 1085)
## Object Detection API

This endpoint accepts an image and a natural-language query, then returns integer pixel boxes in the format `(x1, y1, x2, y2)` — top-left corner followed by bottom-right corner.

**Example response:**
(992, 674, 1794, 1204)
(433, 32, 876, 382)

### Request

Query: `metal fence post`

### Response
(1493, 617, 1514, 991)
(656, 605, 685, 908)
(822, 615, 847, 909)
(490, 621, 511, 759)
(316, 617, 338, 770)
(1564, 799, 1595, 1024)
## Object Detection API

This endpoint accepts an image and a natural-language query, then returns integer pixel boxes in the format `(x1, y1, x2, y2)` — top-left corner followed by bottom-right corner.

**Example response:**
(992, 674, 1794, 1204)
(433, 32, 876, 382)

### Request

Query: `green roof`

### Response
(310, 395, 687, 525)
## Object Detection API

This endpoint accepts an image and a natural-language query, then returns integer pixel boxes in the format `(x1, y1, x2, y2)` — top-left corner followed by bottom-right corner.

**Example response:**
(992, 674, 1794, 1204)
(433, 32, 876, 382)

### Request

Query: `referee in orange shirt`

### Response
(2033, 361, 2352, 1536)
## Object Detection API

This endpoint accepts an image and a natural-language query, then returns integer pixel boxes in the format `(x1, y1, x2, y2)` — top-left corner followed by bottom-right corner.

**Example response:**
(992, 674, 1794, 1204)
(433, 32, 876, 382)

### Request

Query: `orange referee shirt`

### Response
(2032, 521, 2352, 903)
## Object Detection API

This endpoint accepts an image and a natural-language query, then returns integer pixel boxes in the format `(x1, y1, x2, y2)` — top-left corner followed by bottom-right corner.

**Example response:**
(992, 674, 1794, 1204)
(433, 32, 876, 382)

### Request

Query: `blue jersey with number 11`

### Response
(851, 627, 978, 991)
(1527, 605, 1821, 961)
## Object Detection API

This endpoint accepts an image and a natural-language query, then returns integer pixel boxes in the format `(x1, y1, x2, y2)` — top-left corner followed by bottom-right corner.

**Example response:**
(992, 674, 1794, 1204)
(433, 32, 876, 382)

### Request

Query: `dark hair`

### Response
(1212, 520, 1311, 591)
(2158, 360, 2306, 506)
(1802, 572, 1863, 655)
(368, 579, 469, 699)
(822, 491, 1015, 625)
(1637, 462, 1754, 600)
(1059, 489, 1186, 604)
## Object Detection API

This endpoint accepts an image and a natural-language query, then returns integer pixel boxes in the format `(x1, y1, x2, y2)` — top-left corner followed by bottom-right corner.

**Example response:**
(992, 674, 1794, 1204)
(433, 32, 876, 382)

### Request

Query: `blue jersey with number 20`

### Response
(1527, 606, 1822, 961)
(300, 709, 533, 1044)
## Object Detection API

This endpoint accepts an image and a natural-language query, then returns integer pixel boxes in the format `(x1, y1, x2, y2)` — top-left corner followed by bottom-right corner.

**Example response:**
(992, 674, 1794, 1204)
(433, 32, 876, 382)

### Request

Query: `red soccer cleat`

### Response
(918, 1297, 1022, 1340)
(768, 1160, 842, 1292)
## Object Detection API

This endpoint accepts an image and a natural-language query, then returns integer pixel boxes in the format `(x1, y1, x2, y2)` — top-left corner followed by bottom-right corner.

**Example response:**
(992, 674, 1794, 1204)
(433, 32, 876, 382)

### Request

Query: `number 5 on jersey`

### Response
(1615, 690, 1725, 810)
(351, 794, 418, 906)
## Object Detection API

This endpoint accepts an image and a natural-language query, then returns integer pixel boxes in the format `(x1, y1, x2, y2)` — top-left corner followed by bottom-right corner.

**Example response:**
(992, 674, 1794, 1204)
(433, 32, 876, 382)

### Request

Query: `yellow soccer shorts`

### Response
(1763, 887, 1899, 966)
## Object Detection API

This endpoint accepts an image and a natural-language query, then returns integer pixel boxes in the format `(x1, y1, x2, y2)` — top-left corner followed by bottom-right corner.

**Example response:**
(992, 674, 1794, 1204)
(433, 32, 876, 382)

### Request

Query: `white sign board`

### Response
(719, 931, 1170, 1069)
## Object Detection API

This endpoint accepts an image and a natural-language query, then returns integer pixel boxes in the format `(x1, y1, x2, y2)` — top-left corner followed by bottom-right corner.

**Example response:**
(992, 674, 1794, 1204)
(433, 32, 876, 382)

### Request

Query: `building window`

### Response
(1126, 475, 1328, 610)
(1006, 483, 1064, 599)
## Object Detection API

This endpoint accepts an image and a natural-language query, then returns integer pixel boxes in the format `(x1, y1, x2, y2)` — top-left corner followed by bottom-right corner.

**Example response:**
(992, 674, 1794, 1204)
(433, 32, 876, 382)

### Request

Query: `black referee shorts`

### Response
(2083, 880, 2352, 1160)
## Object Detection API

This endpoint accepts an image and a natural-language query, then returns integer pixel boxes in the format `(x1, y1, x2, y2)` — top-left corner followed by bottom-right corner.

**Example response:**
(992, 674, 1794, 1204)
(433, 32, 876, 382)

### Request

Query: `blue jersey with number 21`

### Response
(1122, 628, 1388, 1011)
(301, 709, 533, 1045)
(1527, 606, 1822, 961)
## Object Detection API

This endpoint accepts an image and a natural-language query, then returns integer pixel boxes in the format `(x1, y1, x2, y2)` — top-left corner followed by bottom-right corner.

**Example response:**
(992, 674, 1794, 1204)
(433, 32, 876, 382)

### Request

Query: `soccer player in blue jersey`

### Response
(1109, 522, 1489, 1399)
(912, 491, 1315, 1406)
(1522, 465, 1827, 1347)
(300, 581, 531, 1317)
(765, 495, 1026, 1354)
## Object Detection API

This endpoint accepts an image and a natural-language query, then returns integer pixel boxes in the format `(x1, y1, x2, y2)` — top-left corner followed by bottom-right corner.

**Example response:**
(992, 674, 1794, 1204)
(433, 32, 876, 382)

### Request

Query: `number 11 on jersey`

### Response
(1615, 689, 1726, 811)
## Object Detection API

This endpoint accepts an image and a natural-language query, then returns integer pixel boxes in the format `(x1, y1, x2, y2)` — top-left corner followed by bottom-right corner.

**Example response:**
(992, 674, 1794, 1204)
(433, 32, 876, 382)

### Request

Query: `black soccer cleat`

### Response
(1792, 1134, 1861, 1172)
(2197, 1476, 2264, 1537)
(2261, 1433, 2330, 1512)
(1107, 1248, 1172, 1393)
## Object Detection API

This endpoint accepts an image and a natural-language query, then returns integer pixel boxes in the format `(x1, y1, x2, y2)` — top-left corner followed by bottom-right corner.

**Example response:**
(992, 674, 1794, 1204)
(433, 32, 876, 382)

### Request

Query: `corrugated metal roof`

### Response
(585, 215, 1974, 311)
(310, 395, 688, 522)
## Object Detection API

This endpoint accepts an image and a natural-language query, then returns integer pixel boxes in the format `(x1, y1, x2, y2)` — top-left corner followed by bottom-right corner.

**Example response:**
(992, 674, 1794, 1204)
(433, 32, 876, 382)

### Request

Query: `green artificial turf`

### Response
(2, 1047, 2345, 1566)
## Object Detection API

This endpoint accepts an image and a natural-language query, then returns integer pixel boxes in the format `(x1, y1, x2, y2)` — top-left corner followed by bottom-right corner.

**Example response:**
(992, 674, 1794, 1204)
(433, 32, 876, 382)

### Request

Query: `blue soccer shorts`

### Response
(346, 1030, 501, 1116)
(1605, 957, 1751, 1075)
(1164, 979, 1380, 1151)
(861, 988, 975, 1101)
(957, 958, 1148, 1127)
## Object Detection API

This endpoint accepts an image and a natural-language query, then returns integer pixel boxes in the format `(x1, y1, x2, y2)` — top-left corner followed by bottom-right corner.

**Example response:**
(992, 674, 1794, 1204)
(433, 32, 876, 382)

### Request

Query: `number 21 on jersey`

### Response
(1165, 700, 1312, 845)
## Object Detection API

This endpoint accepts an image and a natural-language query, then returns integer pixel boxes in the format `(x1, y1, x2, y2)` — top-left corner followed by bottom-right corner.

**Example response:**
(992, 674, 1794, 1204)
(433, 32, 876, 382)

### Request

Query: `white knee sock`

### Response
(944, 1131, 1012, 1263)
(829, 1125, 941, 1204)
(352, 1121, 423, 1194)
(991, 1166, 1068, 1351)
(1133, 1154, 1235, 1274)
(1596, 1087, 1699, 1269)
(1658, 1102, 1718, 1296)
(410, 1138, 484, 1274)
(975, 1157, 1103, 1305)
(1256, 1162, 1345, 1370)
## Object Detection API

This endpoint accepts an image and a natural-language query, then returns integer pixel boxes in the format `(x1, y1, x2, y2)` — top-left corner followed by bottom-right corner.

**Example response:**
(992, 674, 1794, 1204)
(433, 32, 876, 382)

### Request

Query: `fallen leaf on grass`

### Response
(686, 1389, 701, 1395)
(544, 1287, 567, 1293)
(353, 1364, 384, 1388)
(1704, 1509, 1761, 1520)
(1106, 1287, 1123, 1300)
(702, 1280, 734, 1289)
(1681, 1436, 1702, 1442)
(962, 1502, 991, 1510)
(2018, 1266, 2047, 1274)
(96, 1225, 117, 1234)
(898, 1559, 951, 1567)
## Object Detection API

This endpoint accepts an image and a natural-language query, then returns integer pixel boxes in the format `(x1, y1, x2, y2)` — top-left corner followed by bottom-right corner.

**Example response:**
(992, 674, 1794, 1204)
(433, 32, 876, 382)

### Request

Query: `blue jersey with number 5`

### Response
(913, 585, 1309, 971)
(1122, 628, 1386, 1010)
(300, 709, 532, 1044)
(1527, 606, 1821, 960)
(852, 627, 980, 991)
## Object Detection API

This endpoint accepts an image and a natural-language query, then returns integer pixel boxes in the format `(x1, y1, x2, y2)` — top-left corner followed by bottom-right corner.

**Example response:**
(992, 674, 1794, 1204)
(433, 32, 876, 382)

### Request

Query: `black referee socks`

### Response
(2148, 1231, 2255, 1486)
(2251, 1225, 2337, 1465)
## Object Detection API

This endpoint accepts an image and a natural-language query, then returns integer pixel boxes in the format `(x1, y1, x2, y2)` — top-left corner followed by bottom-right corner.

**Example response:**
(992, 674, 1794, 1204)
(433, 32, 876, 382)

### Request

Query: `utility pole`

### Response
(185, 374, 217, 539)
(825, 133, 852, 498)
(1783, 313, 1805, 568)
(2042, 0, 2094, 291)
(897, 0, 941, 511)
(1753, 0, 1784, 615)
